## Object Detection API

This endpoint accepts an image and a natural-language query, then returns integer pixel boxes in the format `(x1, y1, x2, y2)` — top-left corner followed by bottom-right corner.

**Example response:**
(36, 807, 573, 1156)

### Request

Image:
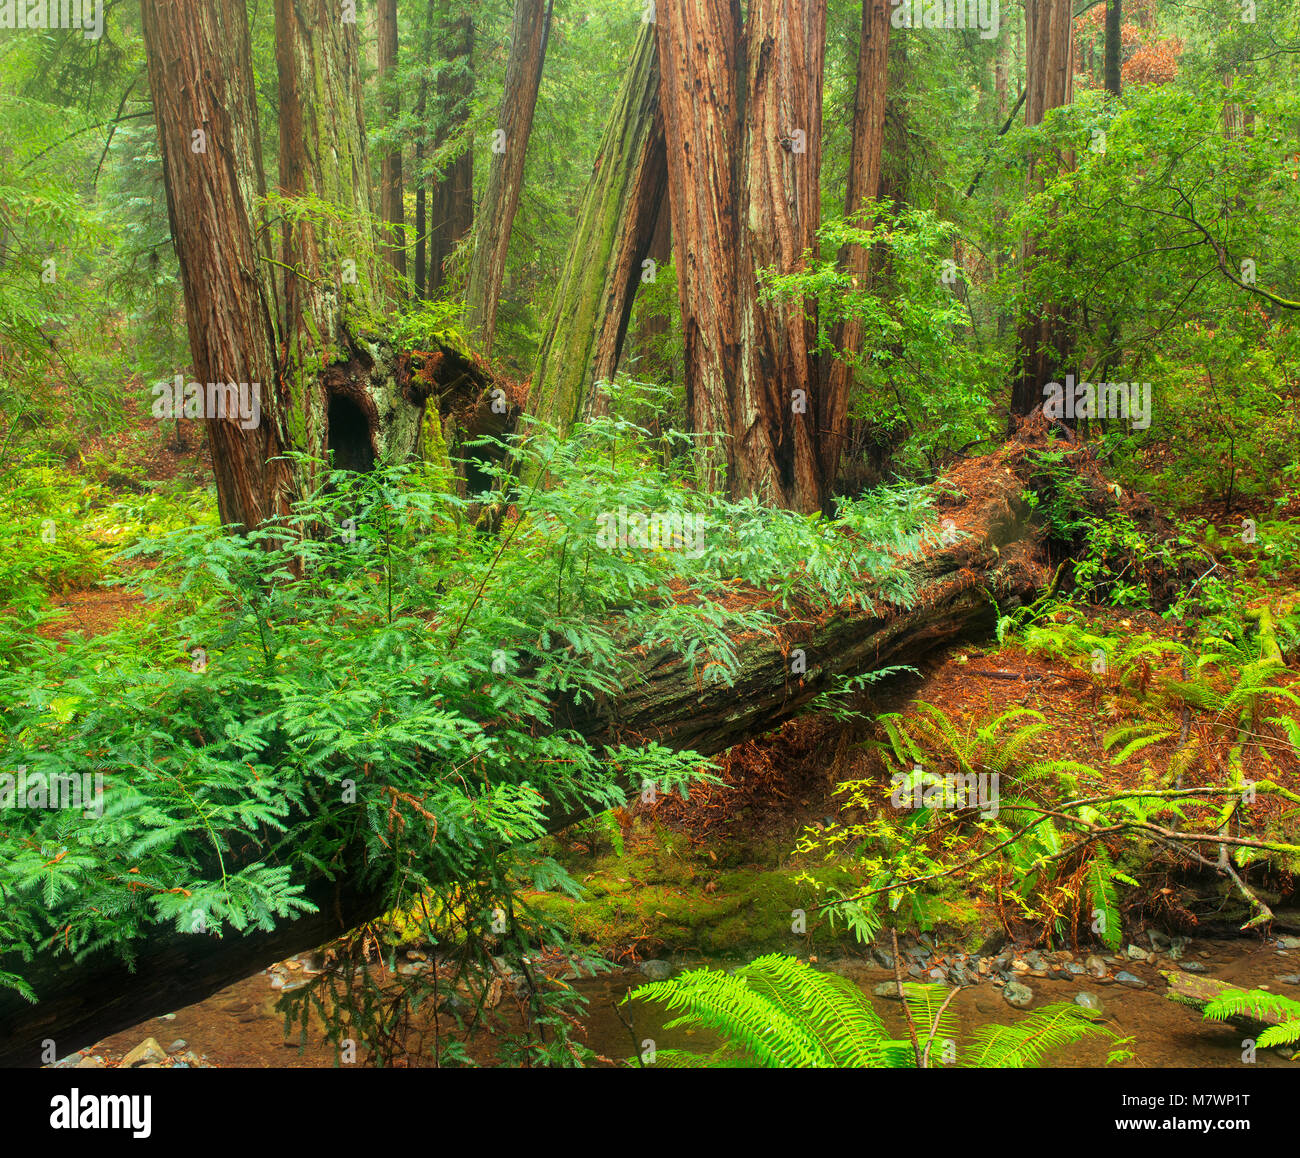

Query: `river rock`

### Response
(1115, 970, 1147, 988)
(1003, 980, 1034, 1008)
(1125, 944, 1150, 961)
(122, 1037, 167, 1068)
(873, 982, 903, 1000)
(1278, 936, 1300, 950)
(1148, 930, 1171, 951)
(168, 1039, 187, 1052)
(1065, 961, 1085, 975)
(1179, 961, 1210, 974)
(75, 1055, 105, 1068)
(1074, 992, 1105, 1013)
(871, 947, 895, 970)
(1084, 955, 1108, 978)
(638, 959, 673, 982)
(1276, 975, 1300, 986)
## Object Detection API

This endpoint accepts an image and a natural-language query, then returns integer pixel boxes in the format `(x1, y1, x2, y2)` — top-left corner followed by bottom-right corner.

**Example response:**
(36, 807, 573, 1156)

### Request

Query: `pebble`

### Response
(1084, 955, 1108, 978)
(157, 1013, 177, 1021)
(1065, 962, 1086, 975)
(1074, 992, 1104, 1013)
(873, 982, 903, 1000)
(1179, 961, 1210, 974)
(1003, 980, 1034, 1008)
(1125, 944, 1150, 961)
(1115, 970, 1147, 988)
(122, 1037, 167, 1068)
(639, 959, 673, 982)
(1278, 936, 1300, 950)
(168, 1039, 187, 1052)
(1276, 975, 1300, 986)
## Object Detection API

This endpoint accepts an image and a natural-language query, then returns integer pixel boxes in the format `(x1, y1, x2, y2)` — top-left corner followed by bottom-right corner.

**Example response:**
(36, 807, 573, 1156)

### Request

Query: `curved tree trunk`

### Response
(527, 21, 667, 434)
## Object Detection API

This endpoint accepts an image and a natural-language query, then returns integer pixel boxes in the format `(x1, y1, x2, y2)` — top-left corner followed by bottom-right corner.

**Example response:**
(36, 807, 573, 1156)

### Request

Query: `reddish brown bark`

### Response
(821, 0, 891, 485)
(140, 0, 282, 532)
(655, 0, 830, 512)
(465, 0, 553, 354)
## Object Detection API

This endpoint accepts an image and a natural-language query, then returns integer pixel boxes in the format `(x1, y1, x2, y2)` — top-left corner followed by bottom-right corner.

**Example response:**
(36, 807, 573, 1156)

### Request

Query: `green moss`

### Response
(526, 829, 864, 955)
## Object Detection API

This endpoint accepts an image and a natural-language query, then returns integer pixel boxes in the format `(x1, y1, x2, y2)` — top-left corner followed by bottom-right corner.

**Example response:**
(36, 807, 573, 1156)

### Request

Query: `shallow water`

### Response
(77, 936, 1299, 1068)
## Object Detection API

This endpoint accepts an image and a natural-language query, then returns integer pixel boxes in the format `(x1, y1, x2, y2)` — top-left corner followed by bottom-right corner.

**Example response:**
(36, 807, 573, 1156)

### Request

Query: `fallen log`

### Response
(1162, 969, 1298, 1032)
(0, 439, 1048, 1065)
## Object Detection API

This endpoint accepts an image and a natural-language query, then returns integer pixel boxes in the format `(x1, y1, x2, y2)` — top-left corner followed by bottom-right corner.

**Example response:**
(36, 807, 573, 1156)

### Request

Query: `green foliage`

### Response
(761, 203, 1008, 480)
(626, 953, 1125, 1068)
(0, 407, 937, 1001)
(1200, 987, 1300, 1051)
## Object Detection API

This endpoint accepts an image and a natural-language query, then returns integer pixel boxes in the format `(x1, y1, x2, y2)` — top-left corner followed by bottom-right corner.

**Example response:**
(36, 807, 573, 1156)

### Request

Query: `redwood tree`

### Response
(821, 0, 891, 485)
(377, 0, 405, 280)
(1009, 0, 1076, 425)
(425, 3, 475, 299)
(655, 0, 830, 512)
(464, 0, 553, 355)
(142, 0, 478, 530)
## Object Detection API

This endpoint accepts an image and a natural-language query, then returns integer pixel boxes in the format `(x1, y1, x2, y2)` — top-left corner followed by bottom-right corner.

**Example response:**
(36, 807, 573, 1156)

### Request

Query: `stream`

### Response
(57, 933, 1300, 1069)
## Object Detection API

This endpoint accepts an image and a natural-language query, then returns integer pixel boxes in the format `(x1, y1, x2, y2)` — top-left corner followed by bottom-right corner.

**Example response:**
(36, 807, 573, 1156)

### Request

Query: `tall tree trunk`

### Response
(1008, 0, 1076, 426)
(464, 0, 553, 355)
(821, 0, 890, 486)
(656, 0, 829, 512)
(413, 0, 436, 299)
(732, 0, 828, 514)
(1104, 0, 1122, 97)
(141, 0, 282, 532)
(654, 0, 740, 495)
(426, 5, 474, 298)
(377, 0, 406, 281)
(527, 22, 666, 435)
